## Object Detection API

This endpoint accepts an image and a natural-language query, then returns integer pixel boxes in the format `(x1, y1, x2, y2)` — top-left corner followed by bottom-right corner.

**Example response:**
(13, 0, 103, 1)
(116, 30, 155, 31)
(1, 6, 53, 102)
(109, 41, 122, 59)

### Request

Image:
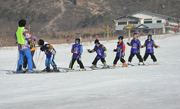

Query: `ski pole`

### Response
(37, 53, 45, 70)
(108, 51, 114, 65)
(14, 50, 19, 71)
(157, 48, 159, 63)
(36, 50, 41, 68)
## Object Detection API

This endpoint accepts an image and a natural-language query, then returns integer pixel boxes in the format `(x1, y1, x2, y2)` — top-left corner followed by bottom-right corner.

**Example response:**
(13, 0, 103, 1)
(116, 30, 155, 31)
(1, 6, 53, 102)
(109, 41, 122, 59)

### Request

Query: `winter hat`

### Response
(94, 39, 100, 44)
(38, 39, 44, 46)
(75, 38, 80, 44)
(118, 36, 123, 40)
(19, 19, 26, 27)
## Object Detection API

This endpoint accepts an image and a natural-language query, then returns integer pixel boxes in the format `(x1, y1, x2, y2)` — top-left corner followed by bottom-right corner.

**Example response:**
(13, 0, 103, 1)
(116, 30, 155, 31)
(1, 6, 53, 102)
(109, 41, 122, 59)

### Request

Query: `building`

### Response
(112, 11, 180, 34)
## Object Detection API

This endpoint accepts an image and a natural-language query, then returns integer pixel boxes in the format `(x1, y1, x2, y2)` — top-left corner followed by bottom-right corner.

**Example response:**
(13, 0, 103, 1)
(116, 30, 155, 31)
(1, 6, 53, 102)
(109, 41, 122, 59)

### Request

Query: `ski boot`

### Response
(42, 67, 51, 72)
(128, 62, 131, 65)
(79, 68, 86, 71)
(102, 62, 109, 69)
(90, 65, 97, 69)
(53, 66, 60, 72)
(153, 61, 159, 65)
(16, 65, 26, 73)
(138, 62, 145, 66)
(122, 62, 128, 67)
(27, 69, 36, 73)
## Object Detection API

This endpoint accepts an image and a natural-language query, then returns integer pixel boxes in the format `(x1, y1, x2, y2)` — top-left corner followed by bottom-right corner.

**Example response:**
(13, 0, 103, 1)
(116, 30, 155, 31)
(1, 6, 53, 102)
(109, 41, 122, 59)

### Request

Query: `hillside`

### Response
(0, 0, 180, 38)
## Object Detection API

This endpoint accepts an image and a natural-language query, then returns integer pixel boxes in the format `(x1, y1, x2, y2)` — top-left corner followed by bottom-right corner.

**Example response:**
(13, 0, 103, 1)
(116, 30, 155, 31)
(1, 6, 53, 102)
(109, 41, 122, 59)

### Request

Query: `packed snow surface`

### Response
(0, 34, 180, 109)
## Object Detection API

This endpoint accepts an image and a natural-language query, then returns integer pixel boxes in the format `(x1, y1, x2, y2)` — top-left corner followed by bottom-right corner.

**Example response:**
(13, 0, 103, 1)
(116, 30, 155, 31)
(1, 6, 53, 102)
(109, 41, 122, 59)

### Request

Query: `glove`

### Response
(78, 53, 81, 56)
(30, 45, 33, 49)
(127, 42, 130, 46)
(113, 49, 117, 52)
(141, 46, 143, 48)
(87, 49, 91, 53)
(71, 51, 74, 53)
(155, 46, 159, 48)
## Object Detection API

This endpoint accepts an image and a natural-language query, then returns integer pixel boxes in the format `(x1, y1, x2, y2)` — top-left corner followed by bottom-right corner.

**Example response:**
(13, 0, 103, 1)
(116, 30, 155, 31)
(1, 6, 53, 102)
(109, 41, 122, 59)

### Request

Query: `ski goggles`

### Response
(133, 33, 137, 35)
(118, 37, 122, 40)
(148, 35, 152, 38)
(75, 40, 79, 43)
(95, 42, 98, 45)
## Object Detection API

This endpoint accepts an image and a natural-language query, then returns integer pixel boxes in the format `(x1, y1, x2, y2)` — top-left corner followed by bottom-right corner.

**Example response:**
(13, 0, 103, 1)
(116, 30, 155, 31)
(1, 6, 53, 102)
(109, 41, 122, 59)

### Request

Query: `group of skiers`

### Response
(14, 19, 159, 73)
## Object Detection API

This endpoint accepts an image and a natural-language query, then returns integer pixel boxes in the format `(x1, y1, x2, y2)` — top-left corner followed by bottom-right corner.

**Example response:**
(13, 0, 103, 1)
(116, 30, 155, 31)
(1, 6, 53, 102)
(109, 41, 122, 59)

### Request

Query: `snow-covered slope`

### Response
(0, 34, 180, 109)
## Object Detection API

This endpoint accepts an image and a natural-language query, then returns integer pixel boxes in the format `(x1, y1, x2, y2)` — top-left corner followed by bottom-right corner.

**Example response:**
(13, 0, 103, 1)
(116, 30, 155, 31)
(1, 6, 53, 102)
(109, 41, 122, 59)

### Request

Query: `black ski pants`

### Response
(128, 53, 143, 63)
(113, 56, 125, 65)
(92, 58, 106, 66)
(143, 53, 157, 62)
(69, 58, 84, 69)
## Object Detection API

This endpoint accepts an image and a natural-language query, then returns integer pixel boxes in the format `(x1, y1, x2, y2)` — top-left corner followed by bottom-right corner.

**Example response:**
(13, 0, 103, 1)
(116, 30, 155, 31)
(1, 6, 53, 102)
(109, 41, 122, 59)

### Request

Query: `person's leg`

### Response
(101, 58, 108, 68)
(50, 54, 56, 67)
(120, 57, 125, 63)
(136, 53, 143, 63)
(43, 58, 51, 72)
(77, 58, 85, 69)
(31, 50, 36, 69)
(143, 53, 149, 62)
(120, 57, 127, 67)
(24, 49, 33, 70)
(150, 53, 157, 62)
(128, 53, 135, 63)
(113, 56, 119, 66)
(69, 58, 76, 69)
(92, 58, 99, 66)
(17, 50, 24, 70)
(23, 55, 27, 69)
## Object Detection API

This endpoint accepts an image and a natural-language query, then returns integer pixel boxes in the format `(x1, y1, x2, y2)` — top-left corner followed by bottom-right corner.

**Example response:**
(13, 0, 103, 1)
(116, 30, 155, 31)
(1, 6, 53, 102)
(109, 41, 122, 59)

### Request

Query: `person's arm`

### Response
(141, 42, 146, 48)
(88, 48, 95, 53)
(122, 44, 125, 52)
(71, 45, 74, 53)
(127, 40, 132, 46)
(102, 45, 107, 51)
(80, 45, 83, 55)
(153, 40, 159, 48)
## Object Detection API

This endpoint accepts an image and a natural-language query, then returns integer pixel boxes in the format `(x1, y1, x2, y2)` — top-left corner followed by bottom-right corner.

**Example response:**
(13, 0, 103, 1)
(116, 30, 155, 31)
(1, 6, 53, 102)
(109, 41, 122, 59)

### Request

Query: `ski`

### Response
(61, 68, 92, 73)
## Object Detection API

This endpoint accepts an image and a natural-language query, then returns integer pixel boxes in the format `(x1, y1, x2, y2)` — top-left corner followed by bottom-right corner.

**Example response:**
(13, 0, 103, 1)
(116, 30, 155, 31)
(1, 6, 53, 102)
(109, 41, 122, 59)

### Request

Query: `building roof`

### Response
(112, 11, 180, 21)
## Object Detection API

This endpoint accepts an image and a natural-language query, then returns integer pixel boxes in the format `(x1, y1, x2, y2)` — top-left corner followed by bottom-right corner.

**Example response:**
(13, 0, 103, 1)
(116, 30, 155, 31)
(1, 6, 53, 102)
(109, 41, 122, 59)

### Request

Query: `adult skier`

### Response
(14, 19, 36, 73)
(141, 35, 159, 64)
(127, 33, 144, 65)
(113, 36, 127, 67)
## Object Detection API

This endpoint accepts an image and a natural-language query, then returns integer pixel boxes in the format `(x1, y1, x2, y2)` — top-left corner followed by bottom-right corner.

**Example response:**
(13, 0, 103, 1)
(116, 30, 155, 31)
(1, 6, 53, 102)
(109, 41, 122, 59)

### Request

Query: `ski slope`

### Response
(0, 34, 180, 109)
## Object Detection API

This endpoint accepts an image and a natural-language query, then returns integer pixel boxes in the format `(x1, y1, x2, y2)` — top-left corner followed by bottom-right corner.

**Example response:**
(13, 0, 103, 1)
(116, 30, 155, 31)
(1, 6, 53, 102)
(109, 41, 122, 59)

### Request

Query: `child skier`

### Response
(113, 36, 127, 67)
(87, 39, 108, 69)
(127, 33, 144, 65)
(14, 19, 36, 73)
(23, 35, 37, 71)
(38, 39, 59, 72)
(141, 35, 159, 64)
(68, 38, 85, 71)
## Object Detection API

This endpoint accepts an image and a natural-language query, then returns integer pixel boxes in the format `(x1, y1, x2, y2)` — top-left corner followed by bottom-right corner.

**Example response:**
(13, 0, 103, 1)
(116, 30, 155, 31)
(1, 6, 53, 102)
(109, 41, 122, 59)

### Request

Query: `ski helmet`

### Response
(133, 33, 137, 35)
(75, 38, 80, 44)
(148, 35, 152, 39)
(19, 19, 26, 27)
(38, 39, 44, 46)
(94, 39, 100, 45)
(118, 36, 123, 40)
